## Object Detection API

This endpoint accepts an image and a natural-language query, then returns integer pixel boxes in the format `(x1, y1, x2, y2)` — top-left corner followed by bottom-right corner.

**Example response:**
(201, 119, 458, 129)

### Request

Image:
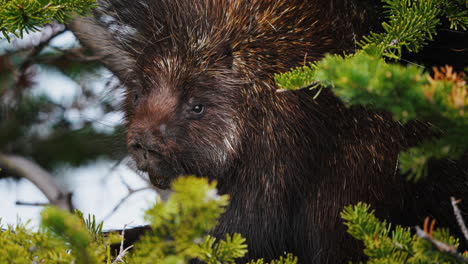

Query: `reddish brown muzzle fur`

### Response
(127, 86, 182, 188)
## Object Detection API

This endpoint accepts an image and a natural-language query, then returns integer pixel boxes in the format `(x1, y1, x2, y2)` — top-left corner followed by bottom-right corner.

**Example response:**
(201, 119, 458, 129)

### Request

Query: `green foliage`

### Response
(0, 176, 298, 264)
(276, 48, 467, 180)
(341, 203, 464, 263)
(0, 221, 74, 264)
(198, 234, 248, 264)
(358, 0, 468, 59)
(0, 0, 97, 40)
(313, 50, 466, 124)
(128, 176, 232, 263)
(275, 63, 318, 90)
(75, 209, 105, 240)
(128, 176, 295, 263)
(274, 0, 467, 180)
(246, 254, 298, 264)
(442, 0, 468, 30)
(41, 207, 111, 264)
(0, 207, 116, 264)
(359, 0, 440, 59)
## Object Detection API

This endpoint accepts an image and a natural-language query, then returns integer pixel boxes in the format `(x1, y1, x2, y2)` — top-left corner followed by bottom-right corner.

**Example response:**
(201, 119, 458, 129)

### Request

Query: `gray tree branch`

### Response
(0, 153, 73, 211)
(415, 226, 468, 263)
(451, 197, 468, 243)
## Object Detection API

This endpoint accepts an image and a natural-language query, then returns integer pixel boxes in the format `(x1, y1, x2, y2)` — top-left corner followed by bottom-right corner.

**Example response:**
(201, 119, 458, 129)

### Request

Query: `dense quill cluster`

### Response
(72, 0, 466, 263)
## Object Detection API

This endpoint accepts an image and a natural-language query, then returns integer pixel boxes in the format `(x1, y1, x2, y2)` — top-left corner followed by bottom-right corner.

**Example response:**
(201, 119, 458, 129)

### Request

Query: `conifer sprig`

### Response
(275, 0, 468, 180)
(441, 0, 468, 30)
(358, 0, 467, 59)
(0, 176, 298, 264)
(359, 0, 440, 59)
(0, 0, 97, 41)
(341, 203, 466, 263)
(275, 48, 467, 180)
(246, 254, 298, 264)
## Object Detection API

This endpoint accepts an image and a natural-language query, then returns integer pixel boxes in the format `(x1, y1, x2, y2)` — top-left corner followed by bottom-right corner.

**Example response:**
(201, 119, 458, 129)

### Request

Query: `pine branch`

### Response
(0, 0, 97, 40)
(358, 0, 468, 59)
(342, 203, 465, 263)
(415, 226, 468, 263)
(275, 50, 467, 180)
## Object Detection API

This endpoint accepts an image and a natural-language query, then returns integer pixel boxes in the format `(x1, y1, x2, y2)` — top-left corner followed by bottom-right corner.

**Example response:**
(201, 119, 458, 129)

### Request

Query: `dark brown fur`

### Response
(76, 1, 467, 262)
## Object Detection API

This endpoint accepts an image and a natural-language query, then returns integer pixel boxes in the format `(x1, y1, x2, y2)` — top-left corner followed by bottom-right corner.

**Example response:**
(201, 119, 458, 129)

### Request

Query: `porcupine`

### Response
(71, 0, 467, 263)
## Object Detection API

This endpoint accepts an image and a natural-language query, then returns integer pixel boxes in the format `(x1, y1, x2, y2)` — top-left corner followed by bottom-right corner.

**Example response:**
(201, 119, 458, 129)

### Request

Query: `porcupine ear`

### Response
(69, 0, 144, 82)
(70, 0, 150, 83)
(70, 16, 135, 82)
(70, 0, 197, 82)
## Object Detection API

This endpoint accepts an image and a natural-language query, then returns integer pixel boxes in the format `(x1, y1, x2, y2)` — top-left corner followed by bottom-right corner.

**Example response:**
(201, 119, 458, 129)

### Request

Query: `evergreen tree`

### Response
(0, 177, 298, 264)
(0, 0, 126, 175)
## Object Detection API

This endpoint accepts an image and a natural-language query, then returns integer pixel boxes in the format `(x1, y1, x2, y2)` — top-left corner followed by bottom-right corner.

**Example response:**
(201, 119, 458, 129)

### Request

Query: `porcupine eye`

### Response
(192, 104, 204, 114)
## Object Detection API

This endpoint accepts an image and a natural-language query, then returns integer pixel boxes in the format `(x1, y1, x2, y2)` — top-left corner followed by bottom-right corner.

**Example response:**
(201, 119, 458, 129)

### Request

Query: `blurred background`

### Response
(0, 24, 160, 230)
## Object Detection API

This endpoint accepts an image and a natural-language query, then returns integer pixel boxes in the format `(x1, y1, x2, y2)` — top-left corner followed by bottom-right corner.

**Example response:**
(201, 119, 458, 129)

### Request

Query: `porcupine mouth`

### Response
(146, 163, 179, 189)
(129, 144, 185, 189)
(131, 153, 180, 189)
(147, 173, 171, 189)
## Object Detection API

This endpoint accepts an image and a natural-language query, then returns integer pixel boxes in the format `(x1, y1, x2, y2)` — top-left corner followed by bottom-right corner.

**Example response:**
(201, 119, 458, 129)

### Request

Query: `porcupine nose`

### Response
(128, 124, 167, 172)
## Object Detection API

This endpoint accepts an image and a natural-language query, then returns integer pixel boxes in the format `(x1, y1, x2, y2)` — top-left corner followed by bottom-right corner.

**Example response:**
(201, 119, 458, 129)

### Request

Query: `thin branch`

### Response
(19, 25, 67, 68)
(125, 157, 153, 186)
(112, 224, 134, 264)
(14, 24, 68, 90)
(100, 156, 162, 221)
(415, 226, 468, 263)
(451, 197, 468, 243)
(124, 157, 171, 201)
(102, 187, 153, 221)
(102, 158, 126, 181)
(119, 224, 128, 253)
(0, 153, 74, 211)
(16, 201, 49, 207)
(119, 172, 134, 193)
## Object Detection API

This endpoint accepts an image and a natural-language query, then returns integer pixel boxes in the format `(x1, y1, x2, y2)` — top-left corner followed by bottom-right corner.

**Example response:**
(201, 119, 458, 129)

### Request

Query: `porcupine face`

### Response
(125, 47, 244, 189)
(103, 0, 339, 188)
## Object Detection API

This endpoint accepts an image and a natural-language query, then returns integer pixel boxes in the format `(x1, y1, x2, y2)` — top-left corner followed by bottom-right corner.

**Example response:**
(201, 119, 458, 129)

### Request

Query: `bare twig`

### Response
(124, 157, 153, 186)
(16, 201, 49, 207)
(415, 226, 468, 263)
(451, 197, 468, 243)
(102, 187, 153, 221)
(13, 24, 68, 91)
(120, 224, 128, 253)
(125, 157, 171, 201)
(112, 224, 134, 264)
(99, 156, 164, 220)
(0, 153, 73, 211)
(102, 158, 126, 181)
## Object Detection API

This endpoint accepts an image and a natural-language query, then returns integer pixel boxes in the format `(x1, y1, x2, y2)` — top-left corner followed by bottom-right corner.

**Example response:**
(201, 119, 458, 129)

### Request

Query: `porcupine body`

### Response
(71, 0, 467, 263)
